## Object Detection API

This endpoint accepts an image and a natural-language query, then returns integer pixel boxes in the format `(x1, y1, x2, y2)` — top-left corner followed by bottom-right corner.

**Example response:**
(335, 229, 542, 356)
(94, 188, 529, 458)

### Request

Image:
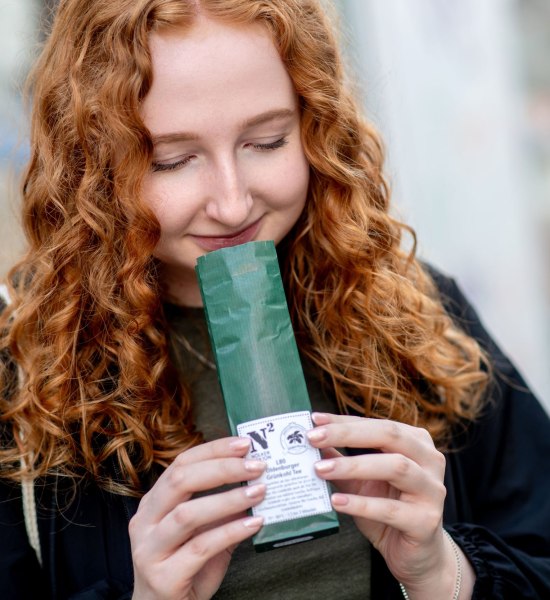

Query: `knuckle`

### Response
(357, 495, 370, 516)
(187, 536, 210, 559)
(434, 449, 447, 470)
(421, 508, 442, 532)
(218, 458, 231, 476)
(434, 481, 447, 502)
(394, 455, 411, 477)
(172, 502, 191, 527)
(168, 465, 186, 487)
(138, 490, 152, 510)
(419, 427, 435, 446)
(174, 451, 189, 468)
(345, 457, 359, 477)
(386, 420, 402, 441)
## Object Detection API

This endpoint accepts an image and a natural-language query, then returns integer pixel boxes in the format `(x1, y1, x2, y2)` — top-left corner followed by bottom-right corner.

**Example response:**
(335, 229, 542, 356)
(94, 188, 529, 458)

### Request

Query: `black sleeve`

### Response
(433, 270, 550, 599)
(0, 480, 48, 599)
(0, 477, 134, 600)
(1, 298, 134, 599)
(0, 297, 45, 598)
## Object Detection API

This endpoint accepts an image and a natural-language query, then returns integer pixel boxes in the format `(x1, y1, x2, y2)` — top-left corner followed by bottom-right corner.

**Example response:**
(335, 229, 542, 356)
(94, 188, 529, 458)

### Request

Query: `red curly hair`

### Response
(0, 0, 488, 495)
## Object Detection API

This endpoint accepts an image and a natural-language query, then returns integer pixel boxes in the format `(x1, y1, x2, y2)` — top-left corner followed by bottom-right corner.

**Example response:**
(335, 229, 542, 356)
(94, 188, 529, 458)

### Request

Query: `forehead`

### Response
(141, 16, 297, 135)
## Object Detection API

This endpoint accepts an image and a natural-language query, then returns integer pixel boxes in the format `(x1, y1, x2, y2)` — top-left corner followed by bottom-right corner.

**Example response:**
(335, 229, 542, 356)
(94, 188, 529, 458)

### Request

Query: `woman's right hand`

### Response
(129, 437, 266, 600)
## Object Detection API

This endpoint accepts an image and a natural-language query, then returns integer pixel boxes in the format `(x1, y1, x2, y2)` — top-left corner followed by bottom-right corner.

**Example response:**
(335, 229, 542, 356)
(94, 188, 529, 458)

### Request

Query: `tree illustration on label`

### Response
(287, 430, 304, 444)
(281, 422, 308, 454)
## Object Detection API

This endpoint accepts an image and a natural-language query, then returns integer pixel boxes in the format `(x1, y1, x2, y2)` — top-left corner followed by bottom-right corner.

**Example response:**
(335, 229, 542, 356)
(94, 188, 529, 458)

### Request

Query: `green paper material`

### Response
(196, 241, 339, 551)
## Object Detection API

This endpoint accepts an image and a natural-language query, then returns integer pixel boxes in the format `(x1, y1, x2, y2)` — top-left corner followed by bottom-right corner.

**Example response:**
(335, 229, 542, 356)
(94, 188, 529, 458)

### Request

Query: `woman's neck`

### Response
(160, 266, 203, 307)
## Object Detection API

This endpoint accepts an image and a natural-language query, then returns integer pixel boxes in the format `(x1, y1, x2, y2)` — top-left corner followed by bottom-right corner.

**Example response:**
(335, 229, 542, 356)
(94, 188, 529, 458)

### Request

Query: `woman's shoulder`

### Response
(424, 262, 549, 441)
(421, 262, 509, 367)
(421, 263, 477, 322)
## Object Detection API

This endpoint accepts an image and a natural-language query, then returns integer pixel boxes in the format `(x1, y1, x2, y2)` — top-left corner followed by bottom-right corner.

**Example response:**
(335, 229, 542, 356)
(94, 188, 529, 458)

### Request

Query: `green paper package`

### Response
(196, 241, 339, 552)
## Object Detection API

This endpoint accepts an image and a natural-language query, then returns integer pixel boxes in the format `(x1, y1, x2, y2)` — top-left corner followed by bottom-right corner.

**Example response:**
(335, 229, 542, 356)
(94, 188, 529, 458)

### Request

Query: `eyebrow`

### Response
(241, 108, 295, 129)
(150, 108, 295, 145)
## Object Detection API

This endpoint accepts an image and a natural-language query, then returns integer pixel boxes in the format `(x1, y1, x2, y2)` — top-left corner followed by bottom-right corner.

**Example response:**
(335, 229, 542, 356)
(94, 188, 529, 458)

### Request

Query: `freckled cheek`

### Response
(261, 154, 310, 210)
(142, 181, 199, 235)
(288, 165, 310, 214)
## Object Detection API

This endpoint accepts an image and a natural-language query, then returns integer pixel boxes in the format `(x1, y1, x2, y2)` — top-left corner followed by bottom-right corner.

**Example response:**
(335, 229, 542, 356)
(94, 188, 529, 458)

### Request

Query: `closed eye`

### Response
(151, 137, 288, 172)
(151, 155, 195, 172)
(250, 137, 288, 151)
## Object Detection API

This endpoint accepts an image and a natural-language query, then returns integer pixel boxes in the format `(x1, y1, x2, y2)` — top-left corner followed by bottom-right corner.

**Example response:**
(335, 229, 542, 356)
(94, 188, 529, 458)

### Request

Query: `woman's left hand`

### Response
(307, 412, 473, 599)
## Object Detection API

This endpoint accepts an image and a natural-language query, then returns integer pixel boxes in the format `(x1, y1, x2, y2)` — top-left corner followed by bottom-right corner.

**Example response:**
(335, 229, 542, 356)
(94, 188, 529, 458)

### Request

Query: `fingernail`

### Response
(315, 459, 335, 473)
(307, 428, 327, 442)
(312, 412, 330, 425)
(332, 493, 349, 506)
(245, 484, 266, 499)
(331, 494, 349, 506)
(230, 438, 251, 451)
(244, 460, 266, 472)
(243, 516, 264, 529)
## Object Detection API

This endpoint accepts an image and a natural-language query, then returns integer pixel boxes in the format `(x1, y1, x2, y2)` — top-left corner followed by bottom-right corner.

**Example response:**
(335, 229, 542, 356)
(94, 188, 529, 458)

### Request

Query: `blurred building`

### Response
(0, 0, 41, 275)
(339, 0, 550, 408)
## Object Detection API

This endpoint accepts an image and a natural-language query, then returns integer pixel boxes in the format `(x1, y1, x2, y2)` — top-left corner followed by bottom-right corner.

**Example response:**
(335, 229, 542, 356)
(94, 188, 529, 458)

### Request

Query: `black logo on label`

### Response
(281, 423, 309, 455)
(245, 422, 274, 453)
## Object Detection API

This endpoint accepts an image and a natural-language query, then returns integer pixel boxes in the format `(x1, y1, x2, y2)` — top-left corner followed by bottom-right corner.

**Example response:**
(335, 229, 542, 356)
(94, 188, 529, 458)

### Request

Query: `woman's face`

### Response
(140, 16, 310, 306)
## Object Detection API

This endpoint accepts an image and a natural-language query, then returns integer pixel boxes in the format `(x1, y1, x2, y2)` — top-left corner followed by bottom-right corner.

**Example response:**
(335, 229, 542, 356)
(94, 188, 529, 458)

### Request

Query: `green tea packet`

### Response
(196, 241, 339, 552)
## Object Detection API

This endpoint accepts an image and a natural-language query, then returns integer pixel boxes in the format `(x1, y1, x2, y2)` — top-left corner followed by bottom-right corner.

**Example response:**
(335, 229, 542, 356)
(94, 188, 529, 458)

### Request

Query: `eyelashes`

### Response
(151, 156, 193, 173)
(151, 137, 289, 173)
(250, 137, 288, 151)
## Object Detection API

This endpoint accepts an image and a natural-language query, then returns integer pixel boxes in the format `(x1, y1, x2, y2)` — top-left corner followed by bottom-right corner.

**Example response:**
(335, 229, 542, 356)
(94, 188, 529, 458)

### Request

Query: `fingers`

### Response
(169, 436, 251, 468)
(130, 437, 267, 599)
(309, 414, 447, 543)
(314, 452, 444, 497)
(132, 513, 264, 597)
(309, 413, 446, 478)
(138, 437, 264, 522)
(163, 515, 264, 581)
(330, 493, 442, 541)
(152, 483, 267, 553)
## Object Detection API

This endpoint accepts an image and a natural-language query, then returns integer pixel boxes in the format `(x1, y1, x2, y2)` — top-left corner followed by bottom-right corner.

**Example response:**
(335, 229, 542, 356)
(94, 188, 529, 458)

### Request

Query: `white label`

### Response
(237, 411, 332, 525)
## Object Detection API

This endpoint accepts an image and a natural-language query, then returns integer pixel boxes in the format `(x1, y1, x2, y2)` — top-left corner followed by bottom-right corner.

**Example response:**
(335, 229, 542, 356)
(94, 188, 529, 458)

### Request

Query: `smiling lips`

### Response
(190, 218, 263, 251)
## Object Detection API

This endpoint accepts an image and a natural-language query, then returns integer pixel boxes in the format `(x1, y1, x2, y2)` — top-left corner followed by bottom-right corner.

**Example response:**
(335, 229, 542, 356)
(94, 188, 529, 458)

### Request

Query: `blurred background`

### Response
(1, 0, 549, 409)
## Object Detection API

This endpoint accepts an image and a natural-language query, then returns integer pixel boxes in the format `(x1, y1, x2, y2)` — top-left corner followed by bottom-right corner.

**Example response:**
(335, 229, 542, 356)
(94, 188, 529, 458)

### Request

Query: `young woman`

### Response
(1, 1, 549, 598)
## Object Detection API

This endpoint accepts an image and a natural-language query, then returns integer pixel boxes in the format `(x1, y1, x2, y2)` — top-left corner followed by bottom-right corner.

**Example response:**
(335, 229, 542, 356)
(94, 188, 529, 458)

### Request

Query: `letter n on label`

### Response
(247, 431, 268, 453)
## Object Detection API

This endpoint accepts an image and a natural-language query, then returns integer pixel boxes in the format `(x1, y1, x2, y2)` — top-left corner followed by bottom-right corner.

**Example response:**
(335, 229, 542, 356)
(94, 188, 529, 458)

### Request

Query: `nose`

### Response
(205, 156, 253, 228)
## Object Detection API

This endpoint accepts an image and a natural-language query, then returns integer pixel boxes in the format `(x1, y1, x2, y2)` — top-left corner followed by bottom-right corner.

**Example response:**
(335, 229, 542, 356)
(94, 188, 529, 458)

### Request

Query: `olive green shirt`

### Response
(166, 304, 371, 599)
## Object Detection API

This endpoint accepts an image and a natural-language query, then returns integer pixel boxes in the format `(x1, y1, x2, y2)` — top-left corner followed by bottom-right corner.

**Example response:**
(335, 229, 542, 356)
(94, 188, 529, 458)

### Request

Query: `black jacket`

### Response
(1, 272, 550, 599)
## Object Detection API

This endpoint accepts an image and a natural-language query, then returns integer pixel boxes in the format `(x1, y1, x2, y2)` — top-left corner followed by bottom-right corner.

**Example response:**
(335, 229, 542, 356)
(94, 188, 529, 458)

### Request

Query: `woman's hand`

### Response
(129, 437, 266, 600)
(308, 413, 474, 600)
